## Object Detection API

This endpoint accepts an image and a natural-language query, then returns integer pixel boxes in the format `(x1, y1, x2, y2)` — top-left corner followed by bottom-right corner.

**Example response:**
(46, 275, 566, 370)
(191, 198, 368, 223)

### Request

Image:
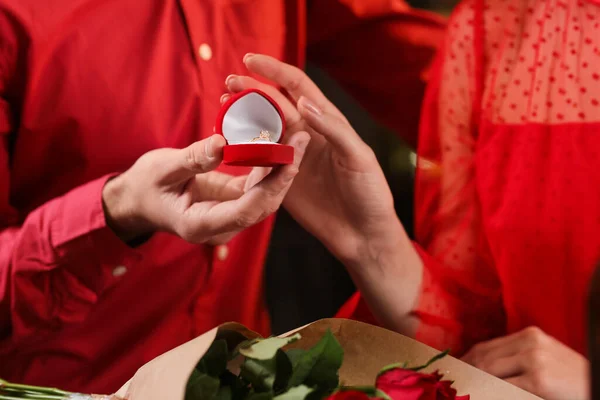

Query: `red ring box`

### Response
(215, 89, 293, 167)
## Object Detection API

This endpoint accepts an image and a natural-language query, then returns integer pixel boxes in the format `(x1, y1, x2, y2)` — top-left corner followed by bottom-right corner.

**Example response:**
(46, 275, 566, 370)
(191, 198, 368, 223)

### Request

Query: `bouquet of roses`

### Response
(183, 331, 468, 400)
(1, 319, 540, 400)
(0, 332, 464, 400)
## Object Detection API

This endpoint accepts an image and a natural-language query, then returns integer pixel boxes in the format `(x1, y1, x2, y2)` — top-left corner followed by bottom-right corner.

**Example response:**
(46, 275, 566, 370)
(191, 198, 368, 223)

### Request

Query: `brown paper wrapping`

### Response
(115, 319, 541, 400)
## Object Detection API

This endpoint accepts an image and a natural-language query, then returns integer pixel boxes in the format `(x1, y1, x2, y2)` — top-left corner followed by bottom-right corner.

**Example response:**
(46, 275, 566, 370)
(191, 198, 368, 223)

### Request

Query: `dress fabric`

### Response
(338, 0, 600, 358)
(415, 0, 600, 356)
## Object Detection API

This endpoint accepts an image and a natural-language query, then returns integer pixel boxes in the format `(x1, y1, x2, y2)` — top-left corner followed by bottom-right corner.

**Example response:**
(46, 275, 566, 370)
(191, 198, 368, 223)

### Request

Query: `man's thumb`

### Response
(166, 135, 226, 183)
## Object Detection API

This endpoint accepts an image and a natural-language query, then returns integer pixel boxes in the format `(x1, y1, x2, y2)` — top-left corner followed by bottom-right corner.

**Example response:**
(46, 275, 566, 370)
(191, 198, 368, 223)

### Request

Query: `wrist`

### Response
(346, 220, 423, 335)
(102, 174, 152, 242)
(350, 220, 413, 270)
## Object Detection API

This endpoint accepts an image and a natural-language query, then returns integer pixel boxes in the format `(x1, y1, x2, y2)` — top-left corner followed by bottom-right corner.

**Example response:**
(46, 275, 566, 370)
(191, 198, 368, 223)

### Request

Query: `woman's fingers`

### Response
(223, 55, 361, 160)
(243, 54, 348, 122)
(504, 375, 532, 393)
(462, 327, 550, 368)
(474, 353, 526, 379)
(297, 96, 371, 161)
(225, 74, 302, 127)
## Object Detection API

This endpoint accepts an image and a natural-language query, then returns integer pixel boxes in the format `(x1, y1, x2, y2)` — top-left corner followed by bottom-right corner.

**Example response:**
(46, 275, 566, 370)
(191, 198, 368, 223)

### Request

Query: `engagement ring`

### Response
(251, 130, 272, 142)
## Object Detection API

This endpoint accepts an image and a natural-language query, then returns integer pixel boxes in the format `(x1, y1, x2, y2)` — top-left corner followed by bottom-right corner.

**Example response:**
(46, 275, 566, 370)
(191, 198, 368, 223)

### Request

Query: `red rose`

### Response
(376, 368, 470, 400)
(325, 390, 379, 400)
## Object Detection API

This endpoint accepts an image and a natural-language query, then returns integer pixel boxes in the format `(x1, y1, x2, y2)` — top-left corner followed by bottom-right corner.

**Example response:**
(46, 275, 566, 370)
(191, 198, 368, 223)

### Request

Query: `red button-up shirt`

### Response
(0, 0, 444, 393)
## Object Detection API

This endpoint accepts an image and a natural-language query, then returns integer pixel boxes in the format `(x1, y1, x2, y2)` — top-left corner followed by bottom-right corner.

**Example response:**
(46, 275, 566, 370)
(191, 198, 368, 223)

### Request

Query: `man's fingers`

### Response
(189, 172, 246, 202)
(244, 167, 272, 192)
(297, 96, 371, 161)
(225, 74, 302, 127)
(220, 93, 231, 104)
(160, 135, 226, 184)
(180, 132, 310, 240)
(231, 131, 309, 222)
(243, 54, 347, 121)
(206, 232, 238, 246)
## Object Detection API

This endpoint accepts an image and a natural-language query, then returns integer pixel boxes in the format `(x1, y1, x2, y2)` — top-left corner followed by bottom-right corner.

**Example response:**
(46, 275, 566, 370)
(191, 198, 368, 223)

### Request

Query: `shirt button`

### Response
(198, 43, 213, 61)
(216, 245, 229, 261)
(112, 265, 128, 277)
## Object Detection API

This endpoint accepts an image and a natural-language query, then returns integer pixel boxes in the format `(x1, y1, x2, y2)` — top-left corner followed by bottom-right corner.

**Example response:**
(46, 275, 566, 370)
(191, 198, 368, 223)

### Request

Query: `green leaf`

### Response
(273, 385, 313, 400)
(246, 392, 274, 400)
(240, 334, 301, 360)
(287, 330, 343, 390)
(285, 349, 306, 367)
(240, 349, 293, 393)
(185, 369, 221, 400)
(377, 362, 408, 375)
(378, 350, 450, 376)
(220, 370, 250, 400)
(240, 357, 275, 392)
(409, 349, 450, 371)
(231, 339, 260, 361)
(273, 349, 294, 392)
(197, 339, 230, 377)
(374, 389, 392, 400)
(216, 386, 233, 400)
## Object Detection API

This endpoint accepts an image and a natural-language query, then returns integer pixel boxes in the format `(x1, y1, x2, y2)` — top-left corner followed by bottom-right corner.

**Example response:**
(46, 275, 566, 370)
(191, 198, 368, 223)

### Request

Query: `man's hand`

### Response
(102, 133, 309, 243)
(462, 327, 590, 400)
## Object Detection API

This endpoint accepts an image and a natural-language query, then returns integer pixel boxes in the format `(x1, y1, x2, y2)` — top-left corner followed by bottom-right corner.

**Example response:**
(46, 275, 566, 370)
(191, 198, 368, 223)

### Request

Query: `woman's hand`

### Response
(462, 327, 590, 400)
(224, 54, 407, 266)
(224, 54, 424, 335)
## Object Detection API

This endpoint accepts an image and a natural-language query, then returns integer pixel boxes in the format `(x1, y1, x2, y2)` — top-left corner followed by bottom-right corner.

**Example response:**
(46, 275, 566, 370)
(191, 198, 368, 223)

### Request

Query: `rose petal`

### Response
(325, 390, 372, 400)
(375, 368, 463, 400)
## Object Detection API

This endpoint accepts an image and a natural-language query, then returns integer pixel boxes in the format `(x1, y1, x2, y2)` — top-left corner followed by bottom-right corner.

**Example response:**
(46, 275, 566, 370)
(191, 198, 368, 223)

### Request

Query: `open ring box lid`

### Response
(216, 89, 293, 167)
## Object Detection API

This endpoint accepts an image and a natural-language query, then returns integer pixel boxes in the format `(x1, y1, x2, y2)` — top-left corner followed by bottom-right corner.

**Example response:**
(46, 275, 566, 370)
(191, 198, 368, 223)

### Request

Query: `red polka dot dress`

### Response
(415, 0, 600, 355)
(339, 0, 600, 356)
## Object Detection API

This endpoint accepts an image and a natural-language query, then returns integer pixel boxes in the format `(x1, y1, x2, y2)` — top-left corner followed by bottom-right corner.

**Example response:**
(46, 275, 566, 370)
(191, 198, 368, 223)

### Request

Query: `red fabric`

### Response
(338, 0, 600, 358)
(222, 144, 294, 167)
(0, 0, 445, 394)
(326, 391, 374, 400)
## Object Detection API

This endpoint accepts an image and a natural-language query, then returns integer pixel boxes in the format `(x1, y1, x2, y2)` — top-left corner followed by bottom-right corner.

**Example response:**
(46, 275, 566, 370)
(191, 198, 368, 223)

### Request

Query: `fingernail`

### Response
(220, 93, 231, 104)
(300, 97, 322, 116)
(243, 53, 255, 63)
(298, 139, 310, 152)
(205, 136, 215, 159)
(225, 74, 236, 87)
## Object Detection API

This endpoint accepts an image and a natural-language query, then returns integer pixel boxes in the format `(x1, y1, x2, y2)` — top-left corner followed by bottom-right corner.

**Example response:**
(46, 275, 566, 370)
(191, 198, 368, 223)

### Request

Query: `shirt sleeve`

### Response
(305, 0, 447, 148)
(337, 0, 506, 356)
(0, 15, 136, 341)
